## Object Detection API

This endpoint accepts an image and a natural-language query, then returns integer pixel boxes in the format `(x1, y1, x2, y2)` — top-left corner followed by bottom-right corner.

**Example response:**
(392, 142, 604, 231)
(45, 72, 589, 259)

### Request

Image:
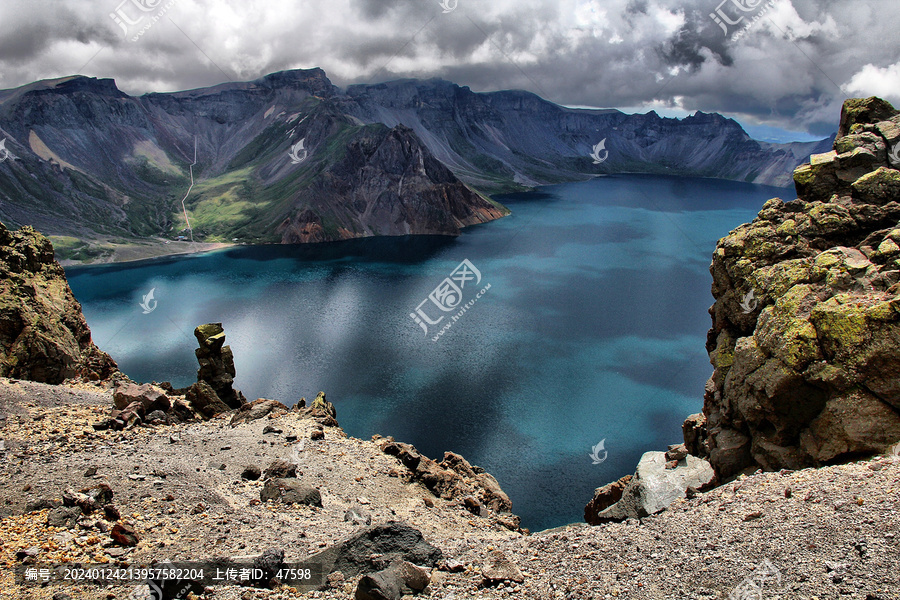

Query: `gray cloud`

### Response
(0, 0, 897, 137)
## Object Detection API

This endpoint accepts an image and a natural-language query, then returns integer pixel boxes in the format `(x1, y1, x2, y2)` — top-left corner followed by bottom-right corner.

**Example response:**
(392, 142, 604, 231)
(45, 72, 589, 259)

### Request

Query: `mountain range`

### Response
(0, 68, 832, 257)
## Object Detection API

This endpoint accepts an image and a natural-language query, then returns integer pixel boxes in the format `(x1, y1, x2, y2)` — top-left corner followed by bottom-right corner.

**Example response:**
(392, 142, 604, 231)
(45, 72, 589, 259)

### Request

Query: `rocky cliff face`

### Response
(690, 97, 900, 479)
(276, 124, 507, 243)
(343, 78, 833, 191)
(0, 222, 117, 383)
(0, 69, 828, 255)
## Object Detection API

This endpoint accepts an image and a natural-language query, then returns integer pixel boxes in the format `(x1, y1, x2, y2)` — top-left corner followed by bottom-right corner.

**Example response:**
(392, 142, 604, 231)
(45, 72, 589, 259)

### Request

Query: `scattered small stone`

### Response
(241, 465, 262, 480)
(110, 522, 139, 546)
(263, 459, 297, 479)
(15, 547, 40, 561)
(285, 435, 298, 443)
(191, 503, 207, 514)
(47, 506, 81, 528)
(262, 425, 282, 435)
(84, 466, 98, 477)
(103, 505, 120, 521)
(482, 550, 525, 584)
(743, 511, 763, 521)
(344, 504, 372, 526)
(440, 559, 465, 573)
(310, 430, 324, 440)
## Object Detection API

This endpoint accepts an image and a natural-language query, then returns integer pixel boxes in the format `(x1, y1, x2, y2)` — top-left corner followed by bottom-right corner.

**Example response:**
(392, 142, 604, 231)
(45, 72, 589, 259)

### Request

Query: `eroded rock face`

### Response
(697, 97, 900, 479)
(377, 440, 519, 529)
(193, 323, 245, 409)
(0, 223, 117, 383)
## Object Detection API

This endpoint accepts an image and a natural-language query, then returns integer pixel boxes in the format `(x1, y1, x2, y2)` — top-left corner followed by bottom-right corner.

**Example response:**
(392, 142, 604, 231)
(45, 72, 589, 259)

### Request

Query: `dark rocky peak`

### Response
(49, 75, 127, 98)
(259, 67, 337, 96)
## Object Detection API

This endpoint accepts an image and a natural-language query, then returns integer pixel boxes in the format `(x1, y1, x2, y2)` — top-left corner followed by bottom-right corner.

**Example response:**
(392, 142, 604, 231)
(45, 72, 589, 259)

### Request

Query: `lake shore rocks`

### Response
(4, 375, 900, 599)
(587, 452, 715, 523)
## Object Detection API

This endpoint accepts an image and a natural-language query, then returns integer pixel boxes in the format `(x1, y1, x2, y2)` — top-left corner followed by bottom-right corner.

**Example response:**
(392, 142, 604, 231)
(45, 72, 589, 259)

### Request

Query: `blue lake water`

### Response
(65, 174, 787, 532)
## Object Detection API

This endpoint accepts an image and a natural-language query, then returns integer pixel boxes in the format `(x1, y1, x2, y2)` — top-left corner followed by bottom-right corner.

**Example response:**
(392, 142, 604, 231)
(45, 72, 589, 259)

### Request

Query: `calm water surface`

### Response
(66, 174, 786, 531)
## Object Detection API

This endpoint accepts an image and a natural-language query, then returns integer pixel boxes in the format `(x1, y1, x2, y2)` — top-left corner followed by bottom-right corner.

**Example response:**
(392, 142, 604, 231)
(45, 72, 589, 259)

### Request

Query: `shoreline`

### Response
(58, 240, 235, 268)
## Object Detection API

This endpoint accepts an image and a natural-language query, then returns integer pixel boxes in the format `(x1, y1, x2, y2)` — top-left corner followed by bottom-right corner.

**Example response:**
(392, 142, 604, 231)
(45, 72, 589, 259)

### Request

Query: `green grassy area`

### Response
(49, 236, 114, 262)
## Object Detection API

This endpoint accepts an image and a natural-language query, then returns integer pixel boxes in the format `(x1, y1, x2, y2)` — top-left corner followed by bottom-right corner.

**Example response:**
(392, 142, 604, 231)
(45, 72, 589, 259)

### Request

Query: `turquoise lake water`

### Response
(65, 174, 788, 531)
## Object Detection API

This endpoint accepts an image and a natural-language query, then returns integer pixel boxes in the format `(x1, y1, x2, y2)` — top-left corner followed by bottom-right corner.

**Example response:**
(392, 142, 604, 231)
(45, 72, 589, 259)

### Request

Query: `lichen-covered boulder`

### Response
(696, 97, 900, 479)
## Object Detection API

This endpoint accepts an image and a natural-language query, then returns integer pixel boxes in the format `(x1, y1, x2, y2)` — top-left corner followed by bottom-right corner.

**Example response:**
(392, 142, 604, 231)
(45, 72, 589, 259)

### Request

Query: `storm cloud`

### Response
(0, 0, 897, 136)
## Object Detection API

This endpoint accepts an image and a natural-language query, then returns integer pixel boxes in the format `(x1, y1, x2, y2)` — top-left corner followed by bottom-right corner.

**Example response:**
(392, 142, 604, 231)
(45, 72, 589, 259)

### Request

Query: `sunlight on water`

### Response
(66, 174, 786, 531)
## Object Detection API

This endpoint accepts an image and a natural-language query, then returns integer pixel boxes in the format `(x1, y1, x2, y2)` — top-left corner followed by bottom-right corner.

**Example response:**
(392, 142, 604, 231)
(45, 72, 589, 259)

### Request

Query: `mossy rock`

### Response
(793, 153, 839, 204)
(838, 97, 898, 138)
(850, 166, 900, 205)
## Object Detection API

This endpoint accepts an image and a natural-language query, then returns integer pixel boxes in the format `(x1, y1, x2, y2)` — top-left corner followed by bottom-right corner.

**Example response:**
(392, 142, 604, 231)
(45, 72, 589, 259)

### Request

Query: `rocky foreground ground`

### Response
(1, 378, 898, 600)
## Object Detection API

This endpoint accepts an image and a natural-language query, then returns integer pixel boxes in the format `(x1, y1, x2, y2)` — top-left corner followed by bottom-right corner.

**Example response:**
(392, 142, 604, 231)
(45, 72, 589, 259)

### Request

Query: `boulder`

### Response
(253, 547, 285, 587)
(260, 478, 321, 506)
(355, 560, 429, 600)
(230, 398, 290, 426)
(584, 475, 632, 525)
(596, 451, 715, 522)
(47, 507, 81, 528)
(113, 382, 170, 413)
(110, 523, 139, 546)
(241, 465, 261, 481)
(263, 459, 297, 479)
(185, 381, 231, 418)
(307, 522, 442, 581)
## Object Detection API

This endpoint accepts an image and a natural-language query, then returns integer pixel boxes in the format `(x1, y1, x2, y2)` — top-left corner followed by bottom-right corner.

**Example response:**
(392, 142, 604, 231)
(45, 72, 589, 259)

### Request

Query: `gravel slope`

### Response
(1, 378, 898, 600)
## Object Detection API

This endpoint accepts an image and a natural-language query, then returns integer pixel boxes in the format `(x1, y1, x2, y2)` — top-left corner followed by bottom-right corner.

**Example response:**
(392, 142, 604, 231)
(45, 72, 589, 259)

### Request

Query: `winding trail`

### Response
(180, 136, 198, 243)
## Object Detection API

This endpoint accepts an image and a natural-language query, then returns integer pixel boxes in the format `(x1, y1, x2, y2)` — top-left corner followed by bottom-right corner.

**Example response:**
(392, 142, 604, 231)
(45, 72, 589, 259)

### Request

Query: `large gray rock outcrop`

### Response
(591, 451, 715, 523)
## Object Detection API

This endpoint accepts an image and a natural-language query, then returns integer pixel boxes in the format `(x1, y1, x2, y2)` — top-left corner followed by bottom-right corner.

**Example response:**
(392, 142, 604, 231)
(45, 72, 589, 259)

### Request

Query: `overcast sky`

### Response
(1, 0, 898, 138)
